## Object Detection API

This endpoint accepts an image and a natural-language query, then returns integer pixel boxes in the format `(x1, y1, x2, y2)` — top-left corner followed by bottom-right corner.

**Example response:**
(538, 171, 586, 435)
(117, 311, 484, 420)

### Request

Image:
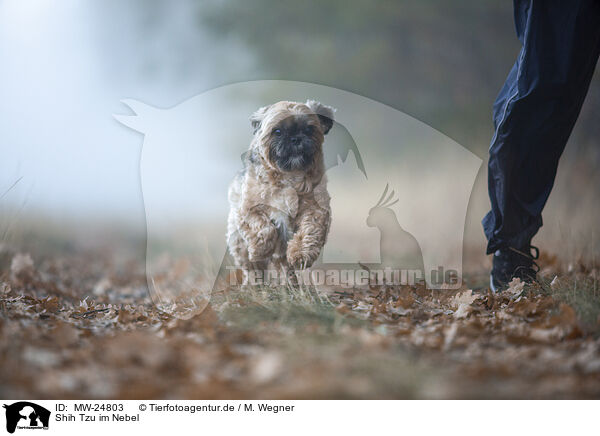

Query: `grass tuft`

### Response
(215, 283, 361, 331)
(539, 272, 600, 332)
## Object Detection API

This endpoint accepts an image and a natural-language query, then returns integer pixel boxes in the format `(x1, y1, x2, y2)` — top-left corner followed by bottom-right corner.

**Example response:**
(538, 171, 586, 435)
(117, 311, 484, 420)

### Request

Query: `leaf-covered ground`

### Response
(1, 243, 599, 399)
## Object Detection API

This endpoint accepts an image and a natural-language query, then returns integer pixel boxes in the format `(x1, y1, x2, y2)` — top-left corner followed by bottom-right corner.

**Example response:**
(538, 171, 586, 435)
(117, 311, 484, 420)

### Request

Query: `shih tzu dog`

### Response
(227, 100, 335, 281)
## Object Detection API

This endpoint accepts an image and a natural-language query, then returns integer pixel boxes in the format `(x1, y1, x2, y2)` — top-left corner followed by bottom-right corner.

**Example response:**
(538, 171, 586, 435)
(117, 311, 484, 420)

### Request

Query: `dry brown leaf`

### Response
(249, 351, 283, 384)
(547, 303, 577, 328)
(454, 303, 472, 319)
(450, 290, 478, 308)
(529, 327, 563, 343)
(506, 278, 525, 297)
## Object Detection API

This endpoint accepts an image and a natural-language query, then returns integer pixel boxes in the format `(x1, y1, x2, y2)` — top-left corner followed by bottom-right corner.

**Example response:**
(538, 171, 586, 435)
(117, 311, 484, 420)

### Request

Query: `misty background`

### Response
(1, 0, 598, 267)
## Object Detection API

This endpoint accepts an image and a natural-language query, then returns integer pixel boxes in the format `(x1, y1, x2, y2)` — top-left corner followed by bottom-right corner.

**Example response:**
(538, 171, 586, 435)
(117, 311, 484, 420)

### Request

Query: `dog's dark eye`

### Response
(305, 125, 315, 134)
(273, 129, 282, 136)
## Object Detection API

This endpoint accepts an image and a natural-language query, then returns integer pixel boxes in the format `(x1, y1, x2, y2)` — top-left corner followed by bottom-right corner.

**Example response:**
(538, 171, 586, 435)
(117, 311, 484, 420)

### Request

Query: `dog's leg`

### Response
(286, 199, 330, 269)
(236, 205, 278, 263)
(227, 231, 270, 286)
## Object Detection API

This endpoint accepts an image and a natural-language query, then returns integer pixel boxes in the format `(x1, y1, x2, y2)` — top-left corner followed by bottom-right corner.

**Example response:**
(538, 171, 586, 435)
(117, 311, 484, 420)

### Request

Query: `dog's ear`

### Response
(250, 105, 271, 134)
(306, 100, 336, 135)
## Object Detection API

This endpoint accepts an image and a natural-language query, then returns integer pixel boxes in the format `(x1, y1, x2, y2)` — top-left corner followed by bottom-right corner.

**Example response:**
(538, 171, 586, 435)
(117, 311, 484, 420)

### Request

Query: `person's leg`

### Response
(483, 0, 600, 289)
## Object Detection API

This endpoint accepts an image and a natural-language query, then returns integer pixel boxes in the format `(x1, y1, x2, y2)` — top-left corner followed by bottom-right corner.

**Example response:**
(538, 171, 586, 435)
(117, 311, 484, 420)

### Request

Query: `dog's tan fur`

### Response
(227, 100, 334, 279)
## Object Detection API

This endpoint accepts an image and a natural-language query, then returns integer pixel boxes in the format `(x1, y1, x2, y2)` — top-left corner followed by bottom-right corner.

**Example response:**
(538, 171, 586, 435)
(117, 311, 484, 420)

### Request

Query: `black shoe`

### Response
(490, 245, 539, 293)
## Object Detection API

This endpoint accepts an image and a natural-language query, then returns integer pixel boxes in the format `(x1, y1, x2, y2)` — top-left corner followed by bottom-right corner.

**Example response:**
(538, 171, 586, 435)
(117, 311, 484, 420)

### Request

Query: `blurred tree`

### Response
(200, 0, 519, 152)
(200, 0, 599, 159)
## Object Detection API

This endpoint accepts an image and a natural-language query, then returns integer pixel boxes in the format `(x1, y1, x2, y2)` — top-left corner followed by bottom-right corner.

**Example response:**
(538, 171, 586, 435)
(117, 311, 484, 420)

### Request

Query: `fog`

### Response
(0, 0, 253, 221)
(1, 0, 598, 261)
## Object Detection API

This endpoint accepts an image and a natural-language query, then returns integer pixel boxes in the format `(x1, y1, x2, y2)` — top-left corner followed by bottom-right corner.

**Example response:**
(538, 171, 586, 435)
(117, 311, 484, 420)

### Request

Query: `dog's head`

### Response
(250, 100, 335, 172)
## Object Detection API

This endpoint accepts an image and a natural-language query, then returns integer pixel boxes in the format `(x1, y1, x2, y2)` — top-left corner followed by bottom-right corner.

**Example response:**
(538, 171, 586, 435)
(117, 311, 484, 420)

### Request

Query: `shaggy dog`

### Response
(227, 100, 335, 282)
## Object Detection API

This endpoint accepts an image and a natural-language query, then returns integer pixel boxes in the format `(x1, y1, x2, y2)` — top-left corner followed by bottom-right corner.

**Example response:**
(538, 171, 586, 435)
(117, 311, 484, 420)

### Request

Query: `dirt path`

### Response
(1, 249, 599, 399)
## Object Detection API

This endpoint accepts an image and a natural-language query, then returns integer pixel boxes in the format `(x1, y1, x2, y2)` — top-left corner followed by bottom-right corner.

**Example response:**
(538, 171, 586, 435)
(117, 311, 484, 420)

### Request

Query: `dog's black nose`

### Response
(290, 136, 301, 145)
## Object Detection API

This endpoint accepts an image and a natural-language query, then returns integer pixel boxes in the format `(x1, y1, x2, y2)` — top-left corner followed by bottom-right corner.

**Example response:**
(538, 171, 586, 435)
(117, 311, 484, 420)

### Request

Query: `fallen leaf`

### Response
(529, 327, 562, 343)
(450, 290, 478, 308)
(250, 352, 283, 384)
(454, 303, 472, 319)
(506, 278, 525, 298)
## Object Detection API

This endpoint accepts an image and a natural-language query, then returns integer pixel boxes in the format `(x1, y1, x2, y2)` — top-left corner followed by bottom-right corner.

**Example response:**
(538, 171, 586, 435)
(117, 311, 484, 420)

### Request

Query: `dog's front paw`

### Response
(248, 226, 277, 261)
(286, 236, 317, 269)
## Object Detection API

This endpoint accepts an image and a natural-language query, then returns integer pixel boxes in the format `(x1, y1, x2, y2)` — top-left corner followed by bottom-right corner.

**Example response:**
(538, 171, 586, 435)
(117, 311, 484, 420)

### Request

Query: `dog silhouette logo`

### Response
(3, 402, 50, 433)
(115, 80, 482, 314)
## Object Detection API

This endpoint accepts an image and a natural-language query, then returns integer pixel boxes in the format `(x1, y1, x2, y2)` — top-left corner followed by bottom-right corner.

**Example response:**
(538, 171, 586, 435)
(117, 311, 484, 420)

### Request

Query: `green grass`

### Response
(539, 273, 600, 331)
(216, 283, 362, 331)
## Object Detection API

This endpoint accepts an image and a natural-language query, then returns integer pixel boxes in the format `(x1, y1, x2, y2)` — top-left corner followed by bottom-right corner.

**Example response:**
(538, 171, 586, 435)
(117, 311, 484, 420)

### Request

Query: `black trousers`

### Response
(483, 0, 600, 254)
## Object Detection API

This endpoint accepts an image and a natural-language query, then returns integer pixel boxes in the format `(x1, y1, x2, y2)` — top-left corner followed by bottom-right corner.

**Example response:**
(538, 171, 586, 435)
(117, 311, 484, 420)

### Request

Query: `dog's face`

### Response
(250, 100, 335, 172)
